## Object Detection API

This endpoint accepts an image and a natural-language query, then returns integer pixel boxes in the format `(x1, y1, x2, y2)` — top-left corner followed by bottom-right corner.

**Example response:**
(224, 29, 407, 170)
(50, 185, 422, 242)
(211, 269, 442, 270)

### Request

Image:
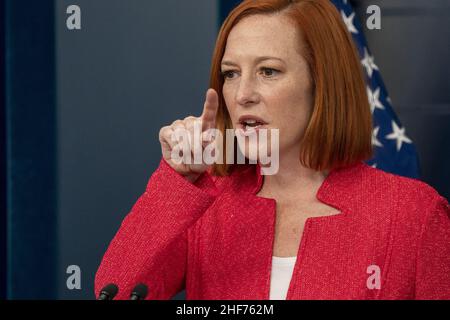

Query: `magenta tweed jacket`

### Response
(95, 157, 450, 300)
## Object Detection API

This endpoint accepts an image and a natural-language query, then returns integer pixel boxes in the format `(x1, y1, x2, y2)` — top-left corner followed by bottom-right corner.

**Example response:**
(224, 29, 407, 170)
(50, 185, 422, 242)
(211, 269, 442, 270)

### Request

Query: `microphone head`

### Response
(99, 283, 119, 300)
(130, 283, 148, 300)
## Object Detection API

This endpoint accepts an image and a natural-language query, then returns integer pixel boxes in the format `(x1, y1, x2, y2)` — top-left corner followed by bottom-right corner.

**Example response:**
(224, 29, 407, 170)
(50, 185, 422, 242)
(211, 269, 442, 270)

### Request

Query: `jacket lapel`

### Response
(198, 160, 375, 299)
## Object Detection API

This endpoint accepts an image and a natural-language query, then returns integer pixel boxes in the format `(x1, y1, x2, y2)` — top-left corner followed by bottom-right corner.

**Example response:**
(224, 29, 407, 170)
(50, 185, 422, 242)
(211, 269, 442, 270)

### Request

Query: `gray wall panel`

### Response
(56, 0, 217, 299)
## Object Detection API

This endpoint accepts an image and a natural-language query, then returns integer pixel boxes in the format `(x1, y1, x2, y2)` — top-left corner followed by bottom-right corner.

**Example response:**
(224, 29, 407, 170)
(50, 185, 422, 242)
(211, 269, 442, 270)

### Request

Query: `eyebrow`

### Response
(221, 56, 285, 67)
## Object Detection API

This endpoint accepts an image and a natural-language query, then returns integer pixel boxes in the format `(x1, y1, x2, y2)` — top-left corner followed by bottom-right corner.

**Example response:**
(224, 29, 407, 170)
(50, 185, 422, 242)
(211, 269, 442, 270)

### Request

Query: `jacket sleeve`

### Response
(94, 157, 219, 300)
(415, 193, 450, 299)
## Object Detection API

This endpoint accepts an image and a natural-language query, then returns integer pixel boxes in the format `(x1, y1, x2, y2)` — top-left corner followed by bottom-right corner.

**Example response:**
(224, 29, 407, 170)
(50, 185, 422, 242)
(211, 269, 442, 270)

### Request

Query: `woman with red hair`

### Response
(95, 0, 449, 300)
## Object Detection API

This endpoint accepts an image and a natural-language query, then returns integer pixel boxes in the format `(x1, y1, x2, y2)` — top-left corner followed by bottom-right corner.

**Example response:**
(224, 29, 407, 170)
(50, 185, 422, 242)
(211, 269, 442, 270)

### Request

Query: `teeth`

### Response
(245, 124, 259, 131)
(240, 119, 265, 133)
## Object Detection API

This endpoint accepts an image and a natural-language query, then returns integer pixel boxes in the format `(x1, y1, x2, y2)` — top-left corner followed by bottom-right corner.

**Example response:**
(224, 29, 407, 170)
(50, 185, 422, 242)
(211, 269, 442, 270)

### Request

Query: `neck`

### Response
(258, 146, 328, 200)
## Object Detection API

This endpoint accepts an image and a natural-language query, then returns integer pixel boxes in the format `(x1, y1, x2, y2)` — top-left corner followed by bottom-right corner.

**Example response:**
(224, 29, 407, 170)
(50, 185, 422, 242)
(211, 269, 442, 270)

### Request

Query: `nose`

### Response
(235, 74, 259, 107)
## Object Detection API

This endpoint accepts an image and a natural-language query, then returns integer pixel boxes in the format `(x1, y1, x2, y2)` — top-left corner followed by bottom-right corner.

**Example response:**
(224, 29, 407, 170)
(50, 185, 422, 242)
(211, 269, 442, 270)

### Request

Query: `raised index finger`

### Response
(201, 88, 219, 131)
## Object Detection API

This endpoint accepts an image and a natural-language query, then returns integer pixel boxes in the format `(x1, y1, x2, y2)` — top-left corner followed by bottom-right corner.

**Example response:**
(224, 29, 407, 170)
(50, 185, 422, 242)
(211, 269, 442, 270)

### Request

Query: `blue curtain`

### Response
(1, 0, 6, 300)
(4, 0, 57, 299)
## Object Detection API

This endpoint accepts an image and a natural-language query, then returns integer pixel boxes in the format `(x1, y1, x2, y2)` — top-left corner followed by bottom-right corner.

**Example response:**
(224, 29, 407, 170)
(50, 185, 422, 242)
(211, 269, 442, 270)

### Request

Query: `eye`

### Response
(260, 67, 280, 78)
(221, 70, 238, 80)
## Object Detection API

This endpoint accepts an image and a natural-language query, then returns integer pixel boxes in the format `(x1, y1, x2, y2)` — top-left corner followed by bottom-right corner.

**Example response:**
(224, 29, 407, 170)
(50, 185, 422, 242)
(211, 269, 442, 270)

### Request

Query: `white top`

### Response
(269, 256, 297, 300)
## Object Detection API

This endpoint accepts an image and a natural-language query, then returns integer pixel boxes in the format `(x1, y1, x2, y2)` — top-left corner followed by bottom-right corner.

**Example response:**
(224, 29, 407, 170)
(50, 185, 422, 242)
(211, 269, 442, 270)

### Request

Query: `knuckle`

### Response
(161, 128, 172, 140)
(185, 119, 198, 130)
(159, 126, 168, 138)
(172, 121, 185, 130)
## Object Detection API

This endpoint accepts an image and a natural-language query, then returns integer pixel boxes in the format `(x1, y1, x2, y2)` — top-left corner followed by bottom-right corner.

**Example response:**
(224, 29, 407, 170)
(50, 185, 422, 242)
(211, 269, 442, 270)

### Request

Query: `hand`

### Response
(159, 88, 219, 183)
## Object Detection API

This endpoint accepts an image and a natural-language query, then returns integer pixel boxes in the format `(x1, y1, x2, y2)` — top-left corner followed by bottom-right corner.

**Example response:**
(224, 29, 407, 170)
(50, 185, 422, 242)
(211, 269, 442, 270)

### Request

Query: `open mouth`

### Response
(237, 119, 268, 136)
(243, 119, 265, 130)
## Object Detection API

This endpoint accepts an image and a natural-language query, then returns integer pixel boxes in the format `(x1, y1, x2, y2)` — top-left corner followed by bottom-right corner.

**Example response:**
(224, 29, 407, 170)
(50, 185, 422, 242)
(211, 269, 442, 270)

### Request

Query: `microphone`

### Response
(129, 283, 148, 300)
(97, 283, 119, 300)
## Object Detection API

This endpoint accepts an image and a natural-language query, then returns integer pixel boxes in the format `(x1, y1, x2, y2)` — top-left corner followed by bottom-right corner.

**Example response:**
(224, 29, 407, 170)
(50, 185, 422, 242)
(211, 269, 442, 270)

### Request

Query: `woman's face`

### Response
(222, 13, 314, 163)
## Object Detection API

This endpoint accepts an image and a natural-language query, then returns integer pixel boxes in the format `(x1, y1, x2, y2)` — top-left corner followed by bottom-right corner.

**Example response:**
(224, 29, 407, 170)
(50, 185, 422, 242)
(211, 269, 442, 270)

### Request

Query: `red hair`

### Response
(209, 0, 373, 176)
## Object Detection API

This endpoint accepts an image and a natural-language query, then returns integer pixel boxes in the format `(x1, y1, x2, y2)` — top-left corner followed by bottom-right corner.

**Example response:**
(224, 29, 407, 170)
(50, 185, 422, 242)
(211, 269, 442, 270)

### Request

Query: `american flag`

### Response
(332, 0, 420, 178)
